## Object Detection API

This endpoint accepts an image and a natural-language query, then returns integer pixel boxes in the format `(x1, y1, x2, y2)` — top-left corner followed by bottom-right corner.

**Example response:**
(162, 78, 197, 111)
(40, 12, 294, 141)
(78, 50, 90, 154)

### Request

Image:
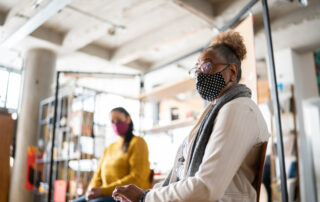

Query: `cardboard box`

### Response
(54, 180, 67, 202)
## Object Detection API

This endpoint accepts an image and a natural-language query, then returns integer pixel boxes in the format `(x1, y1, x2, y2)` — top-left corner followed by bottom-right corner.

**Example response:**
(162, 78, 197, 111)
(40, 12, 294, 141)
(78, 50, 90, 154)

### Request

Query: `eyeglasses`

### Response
(188, 61, 230, 78)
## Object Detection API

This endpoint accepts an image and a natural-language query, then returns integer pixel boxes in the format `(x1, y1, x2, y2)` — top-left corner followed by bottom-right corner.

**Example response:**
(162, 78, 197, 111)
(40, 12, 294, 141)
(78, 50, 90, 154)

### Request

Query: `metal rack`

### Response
(32, 89, 109, 202)
(32, 71, 139, 202)
(32, 95, 65, 202)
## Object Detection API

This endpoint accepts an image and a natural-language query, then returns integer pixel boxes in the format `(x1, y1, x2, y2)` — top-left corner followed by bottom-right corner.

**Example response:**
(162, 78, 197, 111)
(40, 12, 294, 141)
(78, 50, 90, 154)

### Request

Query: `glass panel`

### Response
(6, 72, 21, 109)
(0, 69, 9, 107)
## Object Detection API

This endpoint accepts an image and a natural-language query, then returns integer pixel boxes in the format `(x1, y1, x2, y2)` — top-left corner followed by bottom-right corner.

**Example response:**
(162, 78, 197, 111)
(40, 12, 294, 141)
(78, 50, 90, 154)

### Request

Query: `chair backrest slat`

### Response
(253, 141, 268, 202)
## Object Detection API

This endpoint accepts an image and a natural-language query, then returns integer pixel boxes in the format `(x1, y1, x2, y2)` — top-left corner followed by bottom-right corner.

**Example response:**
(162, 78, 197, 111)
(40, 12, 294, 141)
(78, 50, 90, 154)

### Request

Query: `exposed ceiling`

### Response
(0, 0, 319, 87)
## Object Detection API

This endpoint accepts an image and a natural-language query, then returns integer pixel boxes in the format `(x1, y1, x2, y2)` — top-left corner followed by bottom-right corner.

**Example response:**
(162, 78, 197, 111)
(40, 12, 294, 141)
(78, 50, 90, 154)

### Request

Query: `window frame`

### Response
(0, 65, 22, 112)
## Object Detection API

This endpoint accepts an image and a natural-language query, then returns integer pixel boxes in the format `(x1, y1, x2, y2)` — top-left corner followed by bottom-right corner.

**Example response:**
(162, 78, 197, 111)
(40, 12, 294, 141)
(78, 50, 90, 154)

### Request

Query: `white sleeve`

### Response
(145, 102, 259, 202)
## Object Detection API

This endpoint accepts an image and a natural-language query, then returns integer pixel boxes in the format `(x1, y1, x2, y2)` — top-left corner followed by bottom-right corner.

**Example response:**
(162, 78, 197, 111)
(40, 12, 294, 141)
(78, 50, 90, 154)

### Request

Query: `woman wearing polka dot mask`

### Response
(189, 31, 246, 102)
(113, 31, 270, 202)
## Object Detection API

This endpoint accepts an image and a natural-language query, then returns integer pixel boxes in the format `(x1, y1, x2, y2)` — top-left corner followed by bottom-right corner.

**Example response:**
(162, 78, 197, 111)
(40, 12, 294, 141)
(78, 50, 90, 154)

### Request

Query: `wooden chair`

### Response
(149, 169, 154, 187)
(253, 141, 268, 202)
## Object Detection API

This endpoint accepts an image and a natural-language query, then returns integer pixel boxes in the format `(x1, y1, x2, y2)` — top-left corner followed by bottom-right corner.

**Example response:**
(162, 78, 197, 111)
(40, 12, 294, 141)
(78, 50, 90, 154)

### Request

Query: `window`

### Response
(0, 69, 9, 107)
(0, 67, 22, 110)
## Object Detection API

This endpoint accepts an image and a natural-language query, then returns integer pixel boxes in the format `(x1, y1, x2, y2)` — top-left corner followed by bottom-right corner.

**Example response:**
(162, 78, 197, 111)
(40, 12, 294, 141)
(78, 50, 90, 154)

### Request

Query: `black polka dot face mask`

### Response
(196, 71, 227, 101)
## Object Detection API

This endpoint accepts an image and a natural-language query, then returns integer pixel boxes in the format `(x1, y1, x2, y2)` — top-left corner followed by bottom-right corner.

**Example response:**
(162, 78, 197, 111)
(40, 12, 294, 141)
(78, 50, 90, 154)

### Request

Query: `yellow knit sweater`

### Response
(89, 136, 151, 196)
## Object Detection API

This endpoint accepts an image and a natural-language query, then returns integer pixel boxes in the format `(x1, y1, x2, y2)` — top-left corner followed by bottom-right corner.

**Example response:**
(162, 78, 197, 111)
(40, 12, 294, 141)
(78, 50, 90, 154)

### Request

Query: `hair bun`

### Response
(210, 31, 247, 61)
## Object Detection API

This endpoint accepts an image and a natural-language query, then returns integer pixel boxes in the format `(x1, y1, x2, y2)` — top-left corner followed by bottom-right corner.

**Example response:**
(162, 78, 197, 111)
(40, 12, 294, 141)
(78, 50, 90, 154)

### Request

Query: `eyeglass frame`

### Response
(188, 59, 231, 78)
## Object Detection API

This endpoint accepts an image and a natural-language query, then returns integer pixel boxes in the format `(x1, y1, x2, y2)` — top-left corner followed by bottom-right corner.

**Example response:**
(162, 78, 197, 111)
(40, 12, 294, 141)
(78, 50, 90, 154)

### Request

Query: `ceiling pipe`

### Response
(0, 0, 71, 48)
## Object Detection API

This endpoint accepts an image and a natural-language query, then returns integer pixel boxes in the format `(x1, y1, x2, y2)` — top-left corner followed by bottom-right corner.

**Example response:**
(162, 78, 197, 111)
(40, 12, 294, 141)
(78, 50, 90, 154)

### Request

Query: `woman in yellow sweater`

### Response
(74, 107, 151, 202)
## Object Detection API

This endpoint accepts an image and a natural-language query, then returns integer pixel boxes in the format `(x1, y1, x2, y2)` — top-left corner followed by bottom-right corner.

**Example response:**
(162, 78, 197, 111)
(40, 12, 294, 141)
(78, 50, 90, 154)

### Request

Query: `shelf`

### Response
(34, 92, 107, 202)
(93, 122, 107, 127)
(32, 190, 48, 195)
(93, 134, 105, 138)
(139, 77, 196, 102)
(36, 158, 66, 164)
(40, 116, 53, 125)
(141, 118, 197, 134)
(36, 157, 96, 164)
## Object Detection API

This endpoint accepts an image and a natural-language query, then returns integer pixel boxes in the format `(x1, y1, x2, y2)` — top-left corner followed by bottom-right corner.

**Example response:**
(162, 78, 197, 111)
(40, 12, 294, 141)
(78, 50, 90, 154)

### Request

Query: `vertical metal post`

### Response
(261, 0, 288, 201)
(48, 71, 60, 202)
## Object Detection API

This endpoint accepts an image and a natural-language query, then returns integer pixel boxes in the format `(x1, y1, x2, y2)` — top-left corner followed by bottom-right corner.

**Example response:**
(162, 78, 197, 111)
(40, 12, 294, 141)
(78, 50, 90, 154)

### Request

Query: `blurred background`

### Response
(0, 0, 319, 201)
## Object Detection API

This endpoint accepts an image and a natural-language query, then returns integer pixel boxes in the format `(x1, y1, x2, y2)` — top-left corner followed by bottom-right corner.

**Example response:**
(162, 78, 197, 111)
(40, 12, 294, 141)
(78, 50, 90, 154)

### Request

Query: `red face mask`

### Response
(112, 122, 129, 137)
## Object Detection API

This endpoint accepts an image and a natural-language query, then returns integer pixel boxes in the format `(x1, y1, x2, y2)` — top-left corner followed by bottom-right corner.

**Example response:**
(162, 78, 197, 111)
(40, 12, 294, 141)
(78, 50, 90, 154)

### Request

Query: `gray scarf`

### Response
(162, 84, 251, 186)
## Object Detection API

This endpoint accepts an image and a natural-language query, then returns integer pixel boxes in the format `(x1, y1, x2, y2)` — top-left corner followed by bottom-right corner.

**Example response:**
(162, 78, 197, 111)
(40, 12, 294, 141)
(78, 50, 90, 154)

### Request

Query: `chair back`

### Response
(253, 141, 268, 202)
(149, 169, 154, 185)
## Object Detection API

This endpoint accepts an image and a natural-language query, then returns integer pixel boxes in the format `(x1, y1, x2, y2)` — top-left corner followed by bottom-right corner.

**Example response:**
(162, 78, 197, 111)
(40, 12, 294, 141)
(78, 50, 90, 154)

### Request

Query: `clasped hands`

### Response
(112, 184, 145, 202)
(85, 187, 103, 201)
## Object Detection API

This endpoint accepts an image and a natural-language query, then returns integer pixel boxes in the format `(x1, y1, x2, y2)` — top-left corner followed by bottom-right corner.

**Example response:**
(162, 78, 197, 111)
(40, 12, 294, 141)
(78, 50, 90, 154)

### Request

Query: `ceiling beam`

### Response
(172, 0, 215, 25)
(110, 14, 209, 65)
(19, 23, 112, 61)
(255, 16, 320, 59)
(0, 0, 70, 48)
(61, 5, 125, 51)
(253, 0, 319, 33)
(0, 10, 8, 25)
(2, 0, 30, 25)
(210, 0, 250, 28)
(62, 21, 112, 51)
(78, 43, 112, 60)
(125, 59, 153, 73)
(254, 0, 320, 59)
(31, 26, 64, 45)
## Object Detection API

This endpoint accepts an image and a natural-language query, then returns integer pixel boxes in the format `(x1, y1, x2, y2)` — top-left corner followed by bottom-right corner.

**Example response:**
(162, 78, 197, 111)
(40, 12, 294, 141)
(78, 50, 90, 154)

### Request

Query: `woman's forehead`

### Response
(198, 50, 219, 62)
(111, 111, 125, 118)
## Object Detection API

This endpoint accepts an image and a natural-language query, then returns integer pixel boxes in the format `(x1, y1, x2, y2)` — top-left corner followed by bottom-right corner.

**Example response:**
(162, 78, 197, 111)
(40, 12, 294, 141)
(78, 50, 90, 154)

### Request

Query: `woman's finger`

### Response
(114, 195, 122, 201)
(114, 194, 130, 202)
(113, 186, 126, 195)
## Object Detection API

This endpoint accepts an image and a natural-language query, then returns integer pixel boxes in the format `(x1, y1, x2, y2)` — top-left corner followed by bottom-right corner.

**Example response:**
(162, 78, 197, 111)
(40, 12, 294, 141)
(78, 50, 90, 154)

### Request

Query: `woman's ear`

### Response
(229, 64, 238, 82)
(126, 116, 132, 124)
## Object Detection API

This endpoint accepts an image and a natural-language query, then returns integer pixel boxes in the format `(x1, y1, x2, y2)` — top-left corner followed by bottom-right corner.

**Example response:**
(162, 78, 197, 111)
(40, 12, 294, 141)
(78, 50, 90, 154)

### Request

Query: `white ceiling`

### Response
(0, 0, 319, 95)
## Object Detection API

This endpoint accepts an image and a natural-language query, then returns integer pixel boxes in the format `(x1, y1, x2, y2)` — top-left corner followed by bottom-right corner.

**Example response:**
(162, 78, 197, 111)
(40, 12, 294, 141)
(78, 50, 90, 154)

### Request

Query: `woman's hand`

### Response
(112, 184, 144, 202)
(86, 187, 103, 200)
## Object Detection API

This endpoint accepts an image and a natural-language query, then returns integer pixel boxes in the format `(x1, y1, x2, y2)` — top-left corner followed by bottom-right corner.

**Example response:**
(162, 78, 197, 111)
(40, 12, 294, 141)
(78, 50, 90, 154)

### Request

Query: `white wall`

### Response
(274, 49, 295, 84)
(303, 98, 320, 201)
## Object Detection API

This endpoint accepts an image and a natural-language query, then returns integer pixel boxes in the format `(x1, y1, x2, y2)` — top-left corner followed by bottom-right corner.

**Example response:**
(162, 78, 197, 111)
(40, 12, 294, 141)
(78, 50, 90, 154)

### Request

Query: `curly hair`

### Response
(207, 31, 247, 82)
(211, 31, 247, 61)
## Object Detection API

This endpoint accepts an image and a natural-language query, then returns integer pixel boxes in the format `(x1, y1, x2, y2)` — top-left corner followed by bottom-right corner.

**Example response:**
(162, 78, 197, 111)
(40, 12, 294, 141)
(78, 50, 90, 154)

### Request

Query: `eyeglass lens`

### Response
(200, 62, 212, 74)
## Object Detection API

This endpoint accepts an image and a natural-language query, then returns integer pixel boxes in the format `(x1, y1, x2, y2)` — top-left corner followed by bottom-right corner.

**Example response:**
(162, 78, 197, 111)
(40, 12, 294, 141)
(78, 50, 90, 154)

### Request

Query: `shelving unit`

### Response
(269, 85, 300, 202)
(137, 76, 203, 176)
(139, 77, 202, 135)
(139, 77, 196, 102)
(32, 90, 107, 202)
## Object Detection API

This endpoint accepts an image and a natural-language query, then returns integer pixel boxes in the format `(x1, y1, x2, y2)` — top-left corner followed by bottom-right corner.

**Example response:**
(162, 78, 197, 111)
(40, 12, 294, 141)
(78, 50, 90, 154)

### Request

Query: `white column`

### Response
(9, 48, 56, 202)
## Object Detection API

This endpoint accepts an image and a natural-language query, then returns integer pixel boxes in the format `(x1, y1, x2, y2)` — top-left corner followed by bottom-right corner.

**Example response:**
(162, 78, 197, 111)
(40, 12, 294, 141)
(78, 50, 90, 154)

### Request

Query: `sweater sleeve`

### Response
(145, 102, 259, 202)
(89, 148, 108, 188)
(100, 138, 150, 196)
